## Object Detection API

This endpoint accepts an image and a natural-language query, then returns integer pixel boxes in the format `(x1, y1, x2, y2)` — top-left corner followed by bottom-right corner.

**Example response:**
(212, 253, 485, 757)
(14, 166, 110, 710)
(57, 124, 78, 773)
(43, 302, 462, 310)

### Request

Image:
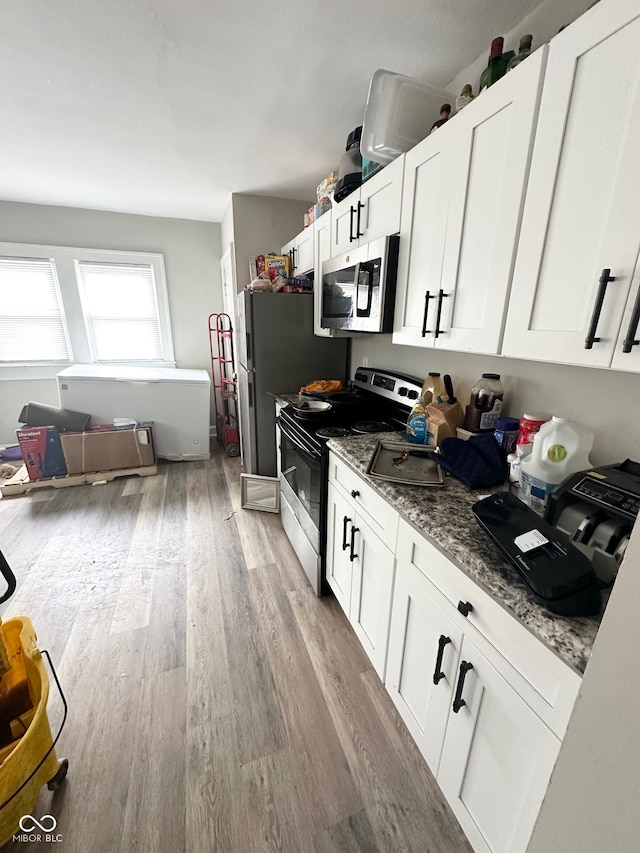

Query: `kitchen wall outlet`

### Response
(362, 356, 369, 367)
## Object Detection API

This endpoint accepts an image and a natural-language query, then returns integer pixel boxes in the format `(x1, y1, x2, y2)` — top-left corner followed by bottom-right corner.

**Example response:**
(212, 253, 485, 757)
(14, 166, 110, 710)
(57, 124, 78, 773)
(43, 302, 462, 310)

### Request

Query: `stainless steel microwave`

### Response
(320, 235, 399, 333)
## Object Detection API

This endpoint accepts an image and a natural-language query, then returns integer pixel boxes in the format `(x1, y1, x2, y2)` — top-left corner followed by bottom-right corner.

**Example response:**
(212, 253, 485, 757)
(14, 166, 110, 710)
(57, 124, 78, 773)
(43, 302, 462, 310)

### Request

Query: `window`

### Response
(0, 257, 71, 362)
(76, 261, 164, 362)
(0, 243, 174, 374)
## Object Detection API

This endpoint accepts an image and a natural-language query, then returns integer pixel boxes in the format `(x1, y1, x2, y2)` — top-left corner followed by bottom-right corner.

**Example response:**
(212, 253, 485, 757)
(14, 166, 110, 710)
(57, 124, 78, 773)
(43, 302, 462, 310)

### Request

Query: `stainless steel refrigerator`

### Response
(236, 291, 348, 476)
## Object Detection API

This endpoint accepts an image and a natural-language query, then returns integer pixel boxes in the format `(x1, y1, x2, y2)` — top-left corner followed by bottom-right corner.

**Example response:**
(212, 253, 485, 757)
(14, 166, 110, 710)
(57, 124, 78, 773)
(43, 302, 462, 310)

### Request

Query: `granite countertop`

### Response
(327, 432, 602, 675)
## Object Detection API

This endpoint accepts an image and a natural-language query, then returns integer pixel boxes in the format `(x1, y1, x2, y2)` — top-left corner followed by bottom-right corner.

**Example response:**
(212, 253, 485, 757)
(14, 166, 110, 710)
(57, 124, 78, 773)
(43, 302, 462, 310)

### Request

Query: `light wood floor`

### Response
(0, 447, 472, 853)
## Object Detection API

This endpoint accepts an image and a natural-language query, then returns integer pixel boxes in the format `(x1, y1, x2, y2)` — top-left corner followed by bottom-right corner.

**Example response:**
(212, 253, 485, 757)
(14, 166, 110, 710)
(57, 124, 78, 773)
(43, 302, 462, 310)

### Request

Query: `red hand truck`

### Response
(208, 313, 240, 457)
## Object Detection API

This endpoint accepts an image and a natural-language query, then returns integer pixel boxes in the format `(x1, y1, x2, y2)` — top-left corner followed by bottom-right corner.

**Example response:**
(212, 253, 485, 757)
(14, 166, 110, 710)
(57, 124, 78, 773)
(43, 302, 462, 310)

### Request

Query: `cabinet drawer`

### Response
(397, 518, 580, 738)
(328, 453, 399, 546)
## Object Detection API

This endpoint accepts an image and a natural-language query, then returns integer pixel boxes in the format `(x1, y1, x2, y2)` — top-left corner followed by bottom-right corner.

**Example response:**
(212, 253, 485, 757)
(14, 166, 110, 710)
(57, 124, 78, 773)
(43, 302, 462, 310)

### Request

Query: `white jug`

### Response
(518, 416, 593, 515)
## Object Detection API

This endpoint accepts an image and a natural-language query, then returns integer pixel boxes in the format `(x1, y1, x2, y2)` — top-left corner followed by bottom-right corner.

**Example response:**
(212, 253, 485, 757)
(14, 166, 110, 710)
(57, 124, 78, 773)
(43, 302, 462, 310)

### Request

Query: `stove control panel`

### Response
(372, 374, 396, 392)
(352, 366, 423, 408)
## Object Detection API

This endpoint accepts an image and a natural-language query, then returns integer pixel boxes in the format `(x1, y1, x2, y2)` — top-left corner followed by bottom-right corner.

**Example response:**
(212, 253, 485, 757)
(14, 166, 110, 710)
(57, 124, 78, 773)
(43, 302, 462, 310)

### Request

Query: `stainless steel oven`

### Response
(276, 415, 329, 594)
(276, 366, 425, 596)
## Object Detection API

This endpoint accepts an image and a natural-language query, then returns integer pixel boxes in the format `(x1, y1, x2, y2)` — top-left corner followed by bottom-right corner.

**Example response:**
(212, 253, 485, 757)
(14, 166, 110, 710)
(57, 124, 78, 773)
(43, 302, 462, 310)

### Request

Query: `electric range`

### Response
(276, 366, 423, 594)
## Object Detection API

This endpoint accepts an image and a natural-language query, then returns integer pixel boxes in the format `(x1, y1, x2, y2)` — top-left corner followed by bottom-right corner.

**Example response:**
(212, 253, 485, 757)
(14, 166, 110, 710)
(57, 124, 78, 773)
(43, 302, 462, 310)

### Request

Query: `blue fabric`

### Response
(437, 433, 507, 489)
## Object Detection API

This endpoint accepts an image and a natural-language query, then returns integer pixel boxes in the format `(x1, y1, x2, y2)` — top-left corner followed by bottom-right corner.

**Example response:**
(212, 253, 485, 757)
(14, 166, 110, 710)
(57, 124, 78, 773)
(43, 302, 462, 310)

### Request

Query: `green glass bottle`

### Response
(479, 37, 515, 92)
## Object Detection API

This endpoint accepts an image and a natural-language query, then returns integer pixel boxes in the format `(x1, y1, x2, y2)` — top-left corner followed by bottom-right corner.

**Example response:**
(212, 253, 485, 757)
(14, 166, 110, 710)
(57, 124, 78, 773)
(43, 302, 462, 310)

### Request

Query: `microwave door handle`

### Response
(356, 263, 374, 318)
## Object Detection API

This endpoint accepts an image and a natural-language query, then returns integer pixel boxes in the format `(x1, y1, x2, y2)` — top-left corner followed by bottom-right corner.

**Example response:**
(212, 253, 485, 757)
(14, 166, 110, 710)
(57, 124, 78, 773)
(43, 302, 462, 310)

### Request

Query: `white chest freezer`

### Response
(56, 365, 211, 461)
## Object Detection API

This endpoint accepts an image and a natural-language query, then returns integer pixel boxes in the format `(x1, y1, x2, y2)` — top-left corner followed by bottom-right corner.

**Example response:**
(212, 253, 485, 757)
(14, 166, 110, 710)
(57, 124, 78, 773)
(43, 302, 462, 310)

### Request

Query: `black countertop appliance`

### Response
(545, 459, 640, 583)
(473, 492, 602, 617)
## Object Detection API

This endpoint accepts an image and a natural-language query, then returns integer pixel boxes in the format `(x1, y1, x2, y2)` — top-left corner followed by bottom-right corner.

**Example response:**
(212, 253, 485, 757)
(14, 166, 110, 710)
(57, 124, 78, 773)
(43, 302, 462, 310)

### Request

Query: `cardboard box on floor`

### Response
(60, 424, 155, 474)
(15, 426, 68, 481)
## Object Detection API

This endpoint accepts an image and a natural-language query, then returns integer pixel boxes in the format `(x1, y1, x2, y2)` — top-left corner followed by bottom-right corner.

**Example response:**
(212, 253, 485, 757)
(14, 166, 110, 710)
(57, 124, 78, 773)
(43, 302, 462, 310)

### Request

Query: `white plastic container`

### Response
(361, 69, 453, 165)
(518, 417, 594, 515)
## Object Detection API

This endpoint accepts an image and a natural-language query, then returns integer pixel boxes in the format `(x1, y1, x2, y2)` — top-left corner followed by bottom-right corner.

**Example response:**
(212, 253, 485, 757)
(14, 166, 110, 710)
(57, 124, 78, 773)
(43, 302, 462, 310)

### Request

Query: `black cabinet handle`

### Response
(342, 516, 352, 551)
(433, 634, 452, 685)
(351, 489, 360, 498)
(291, 246, 297, 273)
(585, 268, 615, 349)
(356, 201, 365, 238)
(622, 282, 640, 353)
(457, 601, 473, 617)
(349, 206, 356, 243)
(422, 291, 433, 337)
(434, 289, 449, 339)
(349, 526, 359, 562)
(452, 661, 473, 713)
(0, 550, 17, 604)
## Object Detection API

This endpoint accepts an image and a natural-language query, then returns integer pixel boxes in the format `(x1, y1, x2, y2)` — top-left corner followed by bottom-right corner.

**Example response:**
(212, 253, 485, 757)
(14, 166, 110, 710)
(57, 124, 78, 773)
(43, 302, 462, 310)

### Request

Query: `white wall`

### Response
(527, 514, 640, 853)
(0, 200, 222, 444)
(349, 337, 640, 466)
(446, 0, 595, 96)
(223, 194, 311, 290)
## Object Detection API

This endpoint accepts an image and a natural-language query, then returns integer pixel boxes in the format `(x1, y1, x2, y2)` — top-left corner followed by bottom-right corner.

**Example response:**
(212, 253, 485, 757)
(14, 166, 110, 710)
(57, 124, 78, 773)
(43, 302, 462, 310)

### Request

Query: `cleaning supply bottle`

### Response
(406, 395, 429, 444)
(518, 417, 594, 515)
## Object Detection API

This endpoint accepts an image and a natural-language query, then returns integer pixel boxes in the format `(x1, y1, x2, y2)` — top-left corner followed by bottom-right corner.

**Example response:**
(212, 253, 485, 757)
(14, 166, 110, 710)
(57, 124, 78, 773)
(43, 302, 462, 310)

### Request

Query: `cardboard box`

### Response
(15, 426, 68, 481)
(60, 425, 155, 474)
(256, 255, 290, 281)
(317, 171, 338, 201)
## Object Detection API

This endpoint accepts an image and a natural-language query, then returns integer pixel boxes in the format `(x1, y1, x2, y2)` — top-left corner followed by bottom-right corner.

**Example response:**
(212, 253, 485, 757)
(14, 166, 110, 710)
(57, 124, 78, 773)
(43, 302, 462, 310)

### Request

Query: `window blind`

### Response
(76, 261, 164, 362)
(0, 257, 71, 362)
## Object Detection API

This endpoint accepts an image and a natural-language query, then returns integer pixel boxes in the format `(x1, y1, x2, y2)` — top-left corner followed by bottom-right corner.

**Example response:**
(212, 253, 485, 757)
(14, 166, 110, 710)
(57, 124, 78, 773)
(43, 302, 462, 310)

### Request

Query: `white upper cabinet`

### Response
(331, 156, 404, 256)
(281, 224, 314, 277)
(393, 47, 547, 353)
(503, 0, 640, 371)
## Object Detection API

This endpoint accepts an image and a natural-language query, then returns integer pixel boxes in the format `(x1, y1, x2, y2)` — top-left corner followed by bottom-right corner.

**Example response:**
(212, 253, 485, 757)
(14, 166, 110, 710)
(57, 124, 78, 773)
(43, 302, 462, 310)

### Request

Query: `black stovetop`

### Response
(280, 366, 425, 455)
(280, 397, 403, 453)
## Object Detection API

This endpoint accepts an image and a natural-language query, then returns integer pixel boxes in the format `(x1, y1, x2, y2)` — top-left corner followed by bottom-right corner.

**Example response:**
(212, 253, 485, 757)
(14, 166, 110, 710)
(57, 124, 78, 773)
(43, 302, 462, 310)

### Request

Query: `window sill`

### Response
(0, 361, 177, 382)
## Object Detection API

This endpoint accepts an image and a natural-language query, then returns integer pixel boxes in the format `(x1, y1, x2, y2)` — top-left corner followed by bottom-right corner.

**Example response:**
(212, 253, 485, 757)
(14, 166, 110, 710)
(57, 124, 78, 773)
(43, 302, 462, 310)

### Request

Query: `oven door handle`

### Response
(276, 417, 322, 460)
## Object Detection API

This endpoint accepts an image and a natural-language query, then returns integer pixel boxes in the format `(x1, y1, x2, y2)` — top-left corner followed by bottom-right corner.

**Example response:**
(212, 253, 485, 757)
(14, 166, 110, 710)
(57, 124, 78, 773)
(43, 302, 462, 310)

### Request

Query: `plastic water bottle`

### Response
(518, 417, 594, 515)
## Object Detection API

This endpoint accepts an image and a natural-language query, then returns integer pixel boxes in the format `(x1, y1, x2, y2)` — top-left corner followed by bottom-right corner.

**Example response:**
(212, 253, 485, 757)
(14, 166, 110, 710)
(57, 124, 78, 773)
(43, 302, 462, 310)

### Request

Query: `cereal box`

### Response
(263, 255, 290, 281)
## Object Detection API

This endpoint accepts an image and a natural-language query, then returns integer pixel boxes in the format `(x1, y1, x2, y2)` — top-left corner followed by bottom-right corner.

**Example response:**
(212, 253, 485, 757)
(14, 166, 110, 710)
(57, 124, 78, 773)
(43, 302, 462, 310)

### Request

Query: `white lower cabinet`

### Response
(326, 484, 355, 615)
(326, 475, 397, 679)
(437, 634, 561, 853)
(386, 558, 561, 853)
(385, 555, 463, 771)
(326, 455, 581, 853)
(385, 519, 577, 853)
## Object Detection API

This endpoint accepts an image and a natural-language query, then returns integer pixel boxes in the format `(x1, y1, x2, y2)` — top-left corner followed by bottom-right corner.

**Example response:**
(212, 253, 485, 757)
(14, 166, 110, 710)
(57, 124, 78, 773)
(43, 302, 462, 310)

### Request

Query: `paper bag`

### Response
(425, 401, 464, 446)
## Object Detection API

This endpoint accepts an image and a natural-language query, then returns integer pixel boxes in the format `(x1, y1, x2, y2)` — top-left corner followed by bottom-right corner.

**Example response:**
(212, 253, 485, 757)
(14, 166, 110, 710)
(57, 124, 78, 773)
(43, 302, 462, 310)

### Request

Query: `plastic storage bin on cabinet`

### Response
(361, 69, 453, 164)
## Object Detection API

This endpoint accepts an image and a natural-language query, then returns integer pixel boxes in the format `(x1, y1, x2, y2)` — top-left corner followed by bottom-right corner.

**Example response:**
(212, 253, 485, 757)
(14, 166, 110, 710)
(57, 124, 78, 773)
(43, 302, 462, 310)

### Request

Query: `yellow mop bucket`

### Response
(0, 552, 68, 846)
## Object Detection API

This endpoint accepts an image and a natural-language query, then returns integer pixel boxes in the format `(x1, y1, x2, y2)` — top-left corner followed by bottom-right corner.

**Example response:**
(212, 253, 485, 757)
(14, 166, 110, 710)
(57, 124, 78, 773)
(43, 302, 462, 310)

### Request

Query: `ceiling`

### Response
(0, 0, 549, 223)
